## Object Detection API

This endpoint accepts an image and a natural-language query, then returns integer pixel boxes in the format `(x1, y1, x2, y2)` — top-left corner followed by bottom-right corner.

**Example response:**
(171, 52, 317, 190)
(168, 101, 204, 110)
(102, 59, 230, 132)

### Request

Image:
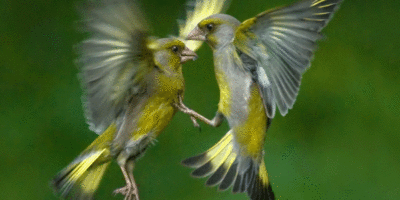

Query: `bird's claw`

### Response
(113, 185, 139, 200)
(174, 102, 201, 130)
(190, 116, 201, 132)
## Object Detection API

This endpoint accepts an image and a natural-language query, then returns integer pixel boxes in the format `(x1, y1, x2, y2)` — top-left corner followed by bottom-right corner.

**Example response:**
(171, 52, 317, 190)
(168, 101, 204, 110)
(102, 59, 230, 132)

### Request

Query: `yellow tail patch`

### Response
(52, 124, 117, 199)
(182, 131, 239, 190)
(80, 160, 110, 194)
(52, 149, 111, 199)
(183, 131, 275, 199)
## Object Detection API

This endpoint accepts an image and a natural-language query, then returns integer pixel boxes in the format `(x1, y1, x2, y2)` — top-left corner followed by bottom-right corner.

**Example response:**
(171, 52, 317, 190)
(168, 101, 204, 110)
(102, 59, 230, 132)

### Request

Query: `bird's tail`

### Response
(51, 125, 117, 199)
(182, 131, 275, 200)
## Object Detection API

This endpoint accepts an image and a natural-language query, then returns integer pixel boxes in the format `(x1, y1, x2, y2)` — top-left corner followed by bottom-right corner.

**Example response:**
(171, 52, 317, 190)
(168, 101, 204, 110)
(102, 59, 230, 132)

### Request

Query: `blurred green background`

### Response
(1, 0, 399, 199)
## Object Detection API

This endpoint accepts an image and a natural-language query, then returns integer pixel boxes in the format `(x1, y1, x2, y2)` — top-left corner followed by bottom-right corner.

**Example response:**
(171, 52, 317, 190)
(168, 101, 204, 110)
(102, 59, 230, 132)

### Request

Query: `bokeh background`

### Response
(1, 0, 400, 199)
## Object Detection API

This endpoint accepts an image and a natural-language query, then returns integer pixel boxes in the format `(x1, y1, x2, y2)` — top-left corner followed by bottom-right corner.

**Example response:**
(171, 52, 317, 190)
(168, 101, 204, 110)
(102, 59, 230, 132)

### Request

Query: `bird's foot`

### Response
(173, 102, 201, 130)
(113, 185, 139, 200)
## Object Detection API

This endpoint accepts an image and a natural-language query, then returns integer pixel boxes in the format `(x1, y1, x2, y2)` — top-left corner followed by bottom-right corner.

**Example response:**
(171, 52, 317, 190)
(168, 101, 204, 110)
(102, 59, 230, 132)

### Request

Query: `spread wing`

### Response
(178, 0, 231, 51)
(235, 0, 343, 118)
(76, 0, 153, 134)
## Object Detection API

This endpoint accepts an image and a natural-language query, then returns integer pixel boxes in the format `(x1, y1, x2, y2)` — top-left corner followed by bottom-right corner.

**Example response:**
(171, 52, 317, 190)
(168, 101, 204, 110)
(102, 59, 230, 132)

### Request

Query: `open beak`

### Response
(180, 47, 198, 64)
(186, 26, 206, 41)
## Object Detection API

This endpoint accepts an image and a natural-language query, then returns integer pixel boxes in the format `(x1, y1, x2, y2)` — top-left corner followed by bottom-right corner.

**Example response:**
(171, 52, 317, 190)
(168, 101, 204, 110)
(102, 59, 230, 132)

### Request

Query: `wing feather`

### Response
(235, 0, 343, 117)
(76, 0, 153, 134)
(178, 0, 231, 51)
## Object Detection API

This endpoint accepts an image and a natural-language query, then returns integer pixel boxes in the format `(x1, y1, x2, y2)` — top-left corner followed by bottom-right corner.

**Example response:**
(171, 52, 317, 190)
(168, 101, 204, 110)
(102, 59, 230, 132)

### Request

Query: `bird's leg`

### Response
(113, 161, 139, 200)
(126, 161, 139, 200)
(207, 112, 224, 127)
(113, 165, 132, 197)
(173, 96, 199, 128)
(174, 95, 224, 128)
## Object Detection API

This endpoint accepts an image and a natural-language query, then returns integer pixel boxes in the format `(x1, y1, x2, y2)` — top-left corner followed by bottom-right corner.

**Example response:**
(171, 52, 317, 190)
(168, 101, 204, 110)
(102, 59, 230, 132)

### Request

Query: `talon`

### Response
(190, 116, 201, 131)
(113, 185, 129, 196)
(114, 185, 139, 200)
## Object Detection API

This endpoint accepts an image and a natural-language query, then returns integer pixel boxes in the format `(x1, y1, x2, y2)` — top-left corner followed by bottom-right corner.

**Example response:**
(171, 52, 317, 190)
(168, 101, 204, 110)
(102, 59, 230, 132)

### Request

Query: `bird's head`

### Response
(150, 38, 197, 73)
(186, 14, 241, 50)
(147, 38, 197, 93)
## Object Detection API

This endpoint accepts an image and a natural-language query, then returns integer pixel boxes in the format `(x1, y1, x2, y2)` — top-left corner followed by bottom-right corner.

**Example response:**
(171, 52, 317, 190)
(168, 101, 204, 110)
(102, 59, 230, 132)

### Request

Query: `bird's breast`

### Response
(214, 66, 231, 116)
(234, 83, 267, 159)
(213, 49, 252, 124)
(132, 95, 176, 141)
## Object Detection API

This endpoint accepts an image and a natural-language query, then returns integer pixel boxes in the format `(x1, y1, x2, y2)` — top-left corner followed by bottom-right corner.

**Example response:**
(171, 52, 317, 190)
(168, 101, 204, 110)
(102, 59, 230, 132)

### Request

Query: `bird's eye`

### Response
(206, 23, 213, 31)
(172, 46, 179, 53)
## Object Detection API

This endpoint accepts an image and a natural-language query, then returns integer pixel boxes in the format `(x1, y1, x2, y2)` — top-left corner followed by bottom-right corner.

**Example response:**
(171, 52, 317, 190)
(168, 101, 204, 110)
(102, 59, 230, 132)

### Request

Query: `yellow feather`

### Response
(53, 124, 116, 198)
(234, 17, 257, 55)
(179, 0, 230, 51)
(194, 140, 233, 176)
(214, 62, 232, 116)
(222, 150, 237, 171)
(133, 96, 176, 140)
(81, 162, 111, 193)
(311, 0, 327, 7)
(235, 84, 267, 159)
(69, 149, 107, 182)
(206, 132, 233, 156)
(208, 138, 233, 167)
(86, 124, 117, 150)
(318, 3, 335, 8)
(259, 161, 270, 185)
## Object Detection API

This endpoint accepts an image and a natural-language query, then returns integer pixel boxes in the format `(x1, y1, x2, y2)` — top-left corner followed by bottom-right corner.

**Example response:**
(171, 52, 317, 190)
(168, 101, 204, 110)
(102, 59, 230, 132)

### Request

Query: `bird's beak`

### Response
(186, 26, 206, 41)
(180, 47, 198, 64)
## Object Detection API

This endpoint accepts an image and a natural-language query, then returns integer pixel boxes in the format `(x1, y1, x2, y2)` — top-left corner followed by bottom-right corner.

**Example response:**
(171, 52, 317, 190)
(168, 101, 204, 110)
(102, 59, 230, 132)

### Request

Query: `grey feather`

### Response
(242, 0, 343, 118)
(191, 161, 214, 177)
(76, 0, 152, 134)
(232, 173, 242, 193)
(206, 163, 228, 186)
(181, 153, 208, 167)
(219, 162, 238, 190)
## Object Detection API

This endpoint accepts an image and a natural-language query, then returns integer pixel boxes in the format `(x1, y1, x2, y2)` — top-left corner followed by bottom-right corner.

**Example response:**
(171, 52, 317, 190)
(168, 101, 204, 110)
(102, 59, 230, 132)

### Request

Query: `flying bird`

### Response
(51, 0, 230, 199)
(179, 0, 343, 199)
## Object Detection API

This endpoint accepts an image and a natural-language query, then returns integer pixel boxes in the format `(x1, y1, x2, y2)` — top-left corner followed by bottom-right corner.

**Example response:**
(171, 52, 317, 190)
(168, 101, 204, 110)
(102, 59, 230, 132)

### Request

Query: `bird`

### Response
(177, 0, 344, 199)
(50, 0, 230, 199)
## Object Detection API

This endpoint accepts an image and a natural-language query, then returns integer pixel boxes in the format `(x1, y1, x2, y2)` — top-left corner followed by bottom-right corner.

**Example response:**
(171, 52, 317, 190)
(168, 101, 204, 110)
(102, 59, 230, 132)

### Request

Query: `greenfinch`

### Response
(51, 0, 229, 199)
(179, 0, 343, 199)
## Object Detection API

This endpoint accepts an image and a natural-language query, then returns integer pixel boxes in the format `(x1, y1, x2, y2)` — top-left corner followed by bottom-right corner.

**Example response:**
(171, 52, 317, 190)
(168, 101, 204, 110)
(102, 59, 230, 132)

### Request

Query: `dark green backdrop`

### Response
(1, 0, 399, 199)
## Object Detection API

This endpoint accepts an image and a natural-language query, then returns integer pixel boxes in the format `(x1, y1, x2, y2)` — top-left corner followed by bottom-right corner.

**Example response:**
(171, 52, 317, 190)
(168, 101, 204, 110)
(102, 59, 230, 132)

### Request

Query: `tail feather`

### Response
(215, 151, 236, 190)
(182, 132, 233, 168)
(191, 143, 233, 177)
(205, 150, 236, 187)
(52, 123, 116, 199)
(240, 169, 249, 193)
(182, 131, 275, 199)
(185, 133, 234, 177)
(219, 162, 238, 190)
(248, 161, 275, 200)
(52, 149, 111, 199)
(232, 172, 242, 193)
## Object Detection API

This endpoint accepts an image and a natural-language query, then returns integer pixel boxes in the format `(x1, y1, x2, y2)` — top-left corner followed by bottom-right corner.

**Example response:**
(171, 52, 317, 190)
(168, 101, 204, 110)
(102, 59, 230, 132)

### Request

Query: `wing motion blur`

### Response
(77, 0, 154, 134)
(178, 0, 231, 51)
